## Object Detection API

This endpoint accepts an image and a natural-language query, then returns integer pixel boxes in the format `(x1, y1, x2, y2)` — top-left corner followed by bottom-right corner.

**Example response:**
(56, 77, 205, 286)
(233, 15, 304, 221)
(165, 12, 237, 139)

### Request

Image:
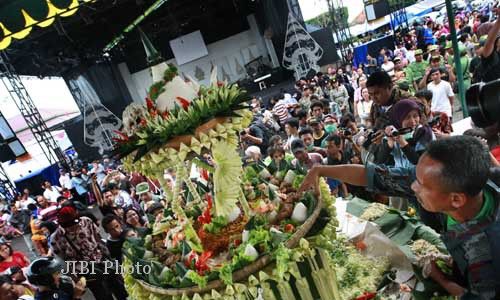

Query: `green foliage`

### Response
(117, 84, 248, 161)
(203, 216, 229, 234)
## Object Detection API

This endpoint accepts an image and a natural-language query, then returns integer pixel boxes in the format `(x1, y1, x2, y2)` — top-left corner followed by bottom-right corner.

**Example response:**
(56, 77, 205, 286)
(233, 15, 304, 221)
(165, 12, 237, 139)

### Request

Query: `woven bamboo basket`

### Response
(137, 195, 324, 296)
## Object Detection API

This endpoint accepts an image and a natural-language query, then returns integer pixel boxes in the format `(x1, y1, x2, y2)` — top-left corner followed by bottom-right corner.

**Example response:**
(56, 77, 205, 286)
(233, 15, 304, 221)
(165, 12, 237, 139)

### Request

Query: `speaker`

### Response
(62, 116, 102, 162)
(0, 144, 15, 162)
(0, 112, 27, 162)
(0, 113, 15, 142)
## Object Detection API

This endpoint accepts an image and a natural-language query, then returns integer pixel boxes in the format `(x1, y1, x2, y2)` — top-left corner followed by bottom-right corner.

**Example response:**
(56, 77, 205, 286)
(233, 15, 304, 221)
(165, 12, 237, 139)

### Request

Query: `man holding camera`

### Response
(299, 135, 500, 299)
(475, 8, 500, 83)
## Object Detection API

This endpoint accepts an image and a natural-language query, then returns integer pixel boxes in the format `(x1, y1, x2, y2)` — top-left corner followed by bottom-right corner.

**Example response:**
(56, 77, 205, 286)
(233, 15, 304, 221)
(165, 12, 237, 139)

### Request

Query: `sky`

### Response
(298, 0, 364, 22)
(0, 76, 80, 119)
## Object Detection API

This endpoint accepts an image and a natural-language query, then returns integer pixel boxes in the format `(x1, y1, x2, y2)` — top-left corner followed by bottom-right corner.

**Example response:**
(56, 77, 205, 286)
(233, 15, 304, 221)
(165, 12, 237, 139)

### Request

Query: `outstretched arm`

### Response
(299, 163, 416, 199)
(483, 8, 500, 59)
(298, 165, 368, 195)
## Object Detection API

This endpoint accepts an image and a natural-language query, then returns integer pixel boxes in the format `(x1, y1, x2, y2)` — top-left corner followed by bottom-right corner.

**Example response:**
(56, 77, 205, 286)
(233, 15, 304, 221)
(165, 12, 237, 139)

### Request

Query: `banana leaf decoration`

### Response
(212, 140, 243, 218)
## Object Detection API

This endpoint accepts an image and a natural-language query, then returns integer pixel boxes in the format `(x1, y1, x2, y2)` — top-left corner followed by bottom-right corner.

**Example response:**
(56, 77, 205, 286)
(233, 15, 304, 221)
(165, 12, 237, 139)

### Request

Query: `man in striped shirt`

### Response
(272, 95, 290, 126)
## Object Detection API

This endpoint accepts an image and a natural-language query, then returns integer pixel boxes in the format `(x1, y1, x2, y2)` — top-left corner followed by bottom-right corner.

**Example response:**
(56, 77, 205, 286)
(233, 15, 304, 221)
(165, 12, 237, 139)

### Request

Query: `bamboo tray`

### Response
(137, 195, 324, 296)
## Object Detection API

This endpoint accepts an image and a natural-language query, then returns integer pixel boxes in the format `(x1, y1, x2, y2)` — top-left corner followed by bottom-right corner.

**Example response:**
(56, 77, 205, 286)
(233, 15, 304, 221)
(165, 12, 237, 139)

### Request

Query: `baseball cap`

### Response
(430, 55, 441, 61)
(414, 49, 423, 55)
(135, 182, 150, 195)
(444, 41, 452, 49)
(308, 117, 322, 125)
(428, 45, 439, 52)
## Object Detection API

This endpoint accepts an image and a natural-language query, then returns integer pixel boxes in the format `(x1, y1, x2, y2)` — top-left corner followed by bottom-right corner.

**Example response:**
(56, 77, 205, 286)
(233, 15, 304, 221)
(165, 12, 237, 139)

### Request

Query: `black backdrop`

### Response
(62, 62, 132, 161)
(311, 28, 341, 66)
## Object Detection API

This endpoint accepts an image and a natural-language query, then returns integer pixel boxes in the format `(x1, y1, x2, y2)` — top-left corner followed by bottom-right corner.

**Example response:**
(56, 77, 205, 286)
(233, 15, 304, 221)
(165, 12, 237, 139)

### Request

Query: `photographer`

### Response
(240, 115, 274, 155)
(377, 99, 434, 167)
(299, 135, 500, 298)
(366, 71, 411, 147)
(27, 257, 86, 300)
(475, 8, 500, 82)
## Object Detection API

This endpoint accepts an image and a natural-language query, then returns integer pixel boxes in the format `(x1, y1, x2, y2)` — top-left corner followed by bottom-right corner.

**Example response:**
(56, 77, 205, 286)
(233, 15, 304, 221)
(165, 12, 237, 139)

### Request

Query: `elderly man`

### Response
(50, 206, 128, 300)
(299, 136, 500, 299)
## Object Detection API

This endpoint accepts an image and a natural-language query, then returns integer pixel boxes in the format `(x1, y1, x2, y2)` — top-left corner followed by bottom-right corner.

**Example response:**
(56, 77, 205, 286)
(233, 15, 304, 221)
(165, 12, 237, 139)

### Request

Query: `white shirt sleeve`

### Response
(445, 82, 454, 97)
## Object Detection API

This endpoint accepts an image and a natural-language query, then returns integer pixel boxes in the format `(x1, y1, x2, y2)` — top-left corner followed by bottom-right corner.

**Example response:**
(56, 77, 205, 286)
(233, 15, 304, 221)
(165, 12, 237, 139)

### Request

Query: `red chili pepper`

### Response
(195, 251, 212, 275)
(200, 169, 209, 181)
(233, 239, 242, 247)
(284, 224, 295, 233)
(139, 118, 147, 127)
(185, 250, 198, 268)
(145, 97, 155, 110)
(176, 96, 190, 110)
(355, 292, 377, 300)
(113, 130, 129, 142)
(197, 194, 213, 225)
(161, 111, 170, 119)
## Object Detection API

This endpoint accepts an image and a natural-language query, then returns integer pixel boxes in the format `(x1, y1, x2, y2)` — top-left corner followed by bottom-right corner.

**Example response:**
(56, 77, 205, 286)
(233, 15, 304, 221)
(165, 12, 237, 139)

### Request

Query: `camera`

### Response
(428, 115, 441, 127)
(362, 130, 379, 148)
(466, 78, 500, 128)
(240, 130, 247, 136)
(388, 127, 413, 137)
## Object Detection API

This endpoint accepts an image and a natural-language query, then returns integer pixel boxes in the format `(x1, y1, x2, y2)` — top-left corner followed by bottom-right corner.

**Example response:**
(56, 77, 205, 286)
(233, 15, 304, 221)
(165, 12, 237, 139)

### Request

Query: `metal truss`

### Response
(326, 0, 354, 63)
(0, 163, 16, 202)
(288, 0, 305, 23)
(0, 51, 69, 169)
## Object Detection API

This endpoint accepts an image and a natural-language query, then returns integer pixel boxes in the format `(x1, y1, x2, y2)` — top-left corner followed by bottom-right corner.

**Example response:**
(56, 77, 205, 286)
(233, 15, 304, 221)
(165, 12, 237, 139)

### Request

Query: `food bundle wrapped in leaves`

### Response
(116, 64, 384, 299)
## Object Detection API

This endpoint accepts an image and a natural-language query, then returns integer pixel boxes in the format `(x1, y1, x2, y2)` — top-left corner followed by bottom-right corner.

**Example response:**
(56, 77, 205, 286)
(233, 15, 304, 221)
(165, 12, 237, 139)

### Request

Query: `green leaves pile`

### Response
(116, 83, 248, 161)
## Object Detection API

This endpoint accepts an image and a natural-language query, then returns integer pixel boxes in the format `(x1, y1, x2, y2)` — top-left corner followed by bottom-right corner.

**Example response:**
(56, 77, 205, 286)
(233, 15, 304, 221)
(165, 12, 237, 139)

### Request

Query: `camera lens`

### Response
(466, 79, 500, 128)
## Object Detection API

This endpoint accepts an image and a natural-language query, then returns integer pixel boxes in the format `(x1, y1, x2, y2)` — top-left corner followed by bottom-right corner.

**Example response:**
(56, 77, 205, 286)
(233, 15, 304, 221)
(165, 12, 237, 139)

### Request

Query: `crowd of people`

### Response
(0, 4, 496, 300)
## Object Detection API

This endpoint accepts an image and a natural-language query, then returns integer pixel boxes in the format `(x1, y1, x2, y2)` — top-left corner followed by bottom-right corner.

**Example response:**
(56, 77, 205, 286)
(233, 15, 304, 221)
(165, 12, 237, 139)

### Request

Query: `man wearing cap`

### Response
(419, 55, 456, 89)
(308, 118, 326, 147)
(406, 49, 428, 91)
(290, 139, 323, 173)
(444, 41, 454, 66)
(51, 206, 128, 300)
(455, 45, 471, 91)
(136, 182, 163, 212)
(426, 45, 443, 63)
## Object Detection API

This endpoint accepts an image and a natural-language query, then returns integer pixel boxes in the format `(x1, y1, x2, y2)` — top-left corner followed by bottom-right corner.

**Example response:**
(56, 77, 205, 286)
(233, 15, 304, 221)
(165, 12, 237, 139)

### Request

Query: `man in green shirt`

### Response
(406, 49, 428, 91)
(300, 136, 500, 299)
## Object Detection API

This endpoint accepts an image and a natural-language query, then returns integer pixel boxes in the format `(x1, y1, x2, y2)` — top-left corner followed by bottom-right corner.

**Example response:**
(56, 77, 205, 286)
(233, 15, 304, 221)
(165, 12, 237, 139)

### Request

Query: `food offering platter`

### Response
(116, 64, 387, 300)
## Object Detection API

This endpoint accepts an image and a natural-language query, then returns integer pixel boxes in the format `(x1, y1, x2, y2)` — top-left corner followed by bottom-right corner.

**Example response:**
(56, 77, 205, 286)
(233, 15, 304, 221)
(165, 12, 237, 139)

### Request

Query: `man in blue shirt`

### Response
(300, 135, 500, 299)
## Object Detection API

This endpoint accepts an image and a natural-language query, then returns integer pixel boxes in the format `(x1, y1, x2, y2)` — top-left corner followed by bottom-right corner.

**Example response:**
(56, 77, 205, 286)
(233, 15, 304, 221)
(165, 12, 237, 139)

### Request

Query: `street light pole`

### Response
(445, 0, 469, 117)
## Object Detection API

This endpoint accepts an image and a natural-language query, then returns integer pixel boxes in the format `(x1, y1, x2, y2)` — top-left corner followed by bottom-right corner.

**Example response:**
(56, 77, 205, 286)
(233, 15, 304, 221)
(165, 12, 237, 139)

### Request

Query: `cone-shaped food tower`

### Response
(117, 64, 349, 299)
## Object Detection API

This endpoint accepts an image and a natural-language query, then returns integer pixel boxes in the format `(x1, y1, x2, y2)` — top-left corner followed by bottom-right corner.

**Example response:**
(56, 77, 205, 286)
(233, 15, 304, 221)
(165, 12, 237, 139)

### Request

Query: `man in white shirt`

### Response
(58, 169, 73, 190)
(42, 181, 62, 203)
(426, 68, 454, 118)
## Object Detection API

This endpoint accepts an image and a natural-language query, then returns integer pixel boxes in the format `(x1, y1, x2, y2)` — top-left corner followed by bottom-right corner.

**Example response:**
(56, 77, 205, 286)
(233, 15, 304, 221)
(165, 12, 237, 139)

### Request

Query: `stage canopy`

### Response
(0, 0, 95, 50)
